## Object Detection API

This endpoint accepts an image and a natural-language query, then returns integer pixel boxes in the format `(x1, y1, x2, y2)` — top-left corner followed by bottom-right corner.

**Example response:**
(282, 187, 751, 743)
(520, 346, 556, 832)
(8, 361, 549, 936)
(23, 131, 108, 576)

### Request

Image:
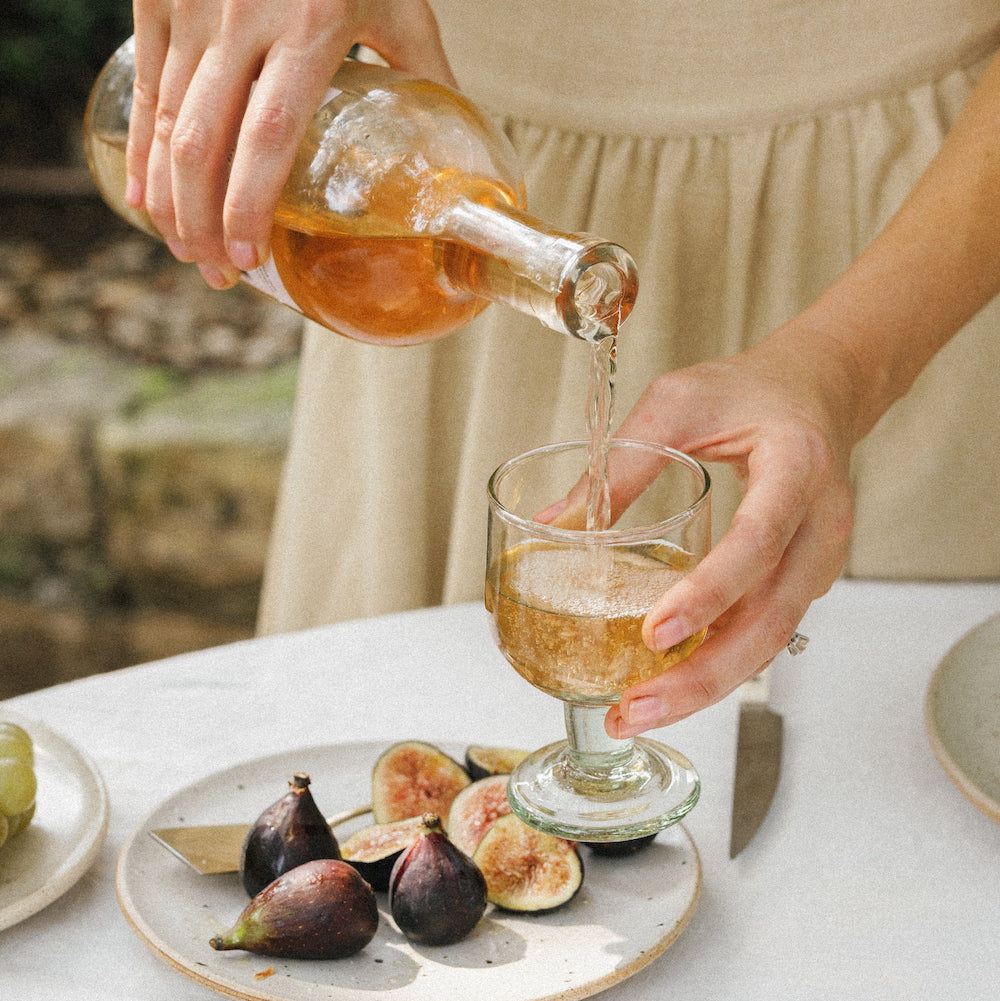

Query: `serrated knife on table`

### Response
(729, 665, 784, 858)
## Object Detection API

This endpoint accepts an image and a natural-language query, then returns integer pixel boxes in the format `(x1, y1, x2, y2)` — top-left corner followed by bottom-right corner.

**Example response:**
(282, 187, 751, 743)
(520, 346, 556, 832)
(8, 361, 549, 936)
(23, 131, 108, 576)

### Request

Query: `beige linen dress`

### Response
(258, 0, 1000, 634)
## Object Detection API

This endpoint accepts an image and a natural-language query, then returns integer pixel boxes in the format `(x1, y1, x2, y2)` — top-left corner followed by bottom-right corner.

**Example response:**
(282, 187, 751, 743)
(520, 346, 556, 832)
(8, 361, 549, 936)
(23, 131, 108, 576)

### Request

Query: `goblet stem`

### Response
(507, 702, 700, 840)
(563, 702, 637, 785)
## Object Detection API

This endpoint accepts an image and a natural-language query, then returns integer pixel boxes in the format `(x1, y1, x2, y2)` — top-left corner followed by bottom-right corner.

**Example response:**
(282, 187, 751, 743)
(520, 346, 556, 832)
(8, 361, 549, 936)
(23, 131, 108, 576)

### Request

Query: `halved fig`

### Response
(340, 815, 425, 891)
(464, 745, 529, 781)
(472, 814, 583, 913)
(371, 741, 470, 825)
(445, 774, 512, 858)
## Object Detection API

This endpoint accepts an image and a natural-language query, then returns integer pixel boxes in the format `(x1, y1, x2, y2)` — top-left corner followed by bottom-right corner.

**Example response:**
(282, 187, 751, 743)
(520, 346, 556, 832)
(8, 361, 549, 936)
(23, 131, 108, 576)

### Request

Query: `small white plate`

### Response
(925, 613, 1000, 825)
(0, 707, 110, 930)
(117, 740, 701, 1001)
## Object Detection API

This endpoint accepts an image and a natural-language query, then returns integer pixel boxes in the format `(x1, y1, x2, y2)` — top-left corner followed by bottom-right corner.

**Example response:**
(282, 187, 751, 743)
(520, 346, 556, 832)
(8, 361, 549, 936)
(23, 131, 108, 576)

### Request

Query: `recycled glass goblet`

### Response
(485, 439, 710, 842)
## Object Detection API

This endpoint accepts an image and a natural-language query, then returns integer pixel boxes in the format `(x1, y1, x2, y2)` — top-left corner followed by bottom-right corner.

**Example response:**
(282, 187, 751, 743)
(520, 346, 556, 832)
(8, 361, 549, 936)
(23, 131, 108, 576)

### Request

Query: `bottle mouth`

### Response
(559, 243, 638, 342)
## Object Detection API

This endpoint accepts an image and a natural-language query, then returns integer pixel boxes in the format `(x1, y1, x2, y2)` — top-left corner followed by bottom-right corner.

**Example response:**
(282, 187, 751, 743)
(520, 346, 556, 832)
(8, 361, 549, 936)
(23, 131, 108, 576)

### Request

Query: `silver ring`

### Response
(787, 631, 810, 656)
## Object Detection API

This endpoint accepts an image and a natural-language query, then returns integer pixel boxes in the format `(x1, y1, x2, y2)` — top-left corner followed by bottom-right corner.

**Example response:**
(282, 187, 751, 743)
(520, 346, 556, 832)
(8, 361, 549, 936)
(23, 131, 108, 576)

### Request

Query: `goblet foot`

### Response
(506, 735, 700, 842)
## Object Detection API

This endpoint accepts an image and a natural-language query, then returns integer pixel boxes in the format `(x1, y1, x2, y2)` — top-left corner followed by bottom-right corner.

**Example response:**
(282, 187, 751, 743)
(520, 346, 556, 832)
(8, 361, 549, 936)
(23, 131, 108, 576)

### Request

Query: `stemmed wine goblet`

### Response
(486, 439, 711, 842)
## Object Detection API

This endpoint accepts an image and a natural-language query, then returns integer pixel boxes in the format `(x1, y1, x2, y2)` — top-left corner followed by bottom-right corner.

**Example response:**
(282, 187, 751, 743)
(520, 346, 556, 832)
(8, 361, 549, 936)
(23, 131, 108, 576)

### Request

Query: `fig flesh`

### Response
(389, 813, 488, 946)
(210, 859, 378, 960)
(445, 774, 512, 858)
(464, 745, 529, 781)
(340, 815, 425, 891)
(240, 772, 341, 897)
(371, 741, 470, 825)
(473, 814, 583, 913)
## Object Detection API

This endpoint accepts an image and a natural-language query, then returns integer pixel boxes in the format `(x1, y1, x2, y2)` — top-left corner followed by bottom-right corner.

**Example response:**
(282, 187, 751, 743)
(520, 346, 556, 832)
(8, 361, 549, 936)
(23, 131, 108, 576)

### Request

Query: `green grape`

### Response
(0, 756, 37, 817)
(0, 722, 32, 742)
(8, 801, 35, 838)
(0, 725, 34, 766)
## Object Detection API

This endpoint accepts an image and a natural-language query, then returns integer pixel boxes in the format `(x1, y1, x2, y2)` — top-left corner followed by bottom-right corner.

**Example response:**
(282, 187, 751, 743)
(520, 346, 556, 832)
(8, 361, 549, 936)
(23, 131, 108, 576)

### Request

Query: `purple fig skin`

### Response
(389, 813, 488, 946)
(241, 772, 341, 897)
(210, 859, 378, 960)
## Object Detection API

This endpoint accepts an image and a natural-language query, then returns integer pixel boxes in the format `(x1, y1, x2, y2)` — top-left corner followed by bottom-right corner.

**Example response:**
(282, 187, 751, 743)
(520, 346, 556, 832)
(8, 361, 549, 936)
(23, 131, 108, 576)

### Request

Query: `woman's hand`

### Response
(594, 326, 862, 737)
(127, 0, 456, 289)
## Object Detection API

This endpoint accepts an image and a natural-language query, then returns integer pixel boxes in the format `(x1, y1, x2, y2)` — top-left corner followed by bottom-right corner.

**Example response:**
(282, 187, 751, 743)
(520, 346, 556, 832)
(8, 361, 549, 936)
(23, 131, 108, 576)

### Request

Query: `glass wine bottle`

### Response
(84, 37, 637, 346)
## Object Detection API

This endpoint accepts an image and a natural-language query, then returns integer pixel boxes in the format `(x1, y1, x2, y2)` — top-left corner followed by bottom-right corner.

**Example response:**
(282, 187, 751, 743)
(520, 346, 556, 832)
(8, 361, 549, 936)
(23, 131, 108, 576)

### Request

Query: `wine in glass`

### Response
(486, 439, 710, 842)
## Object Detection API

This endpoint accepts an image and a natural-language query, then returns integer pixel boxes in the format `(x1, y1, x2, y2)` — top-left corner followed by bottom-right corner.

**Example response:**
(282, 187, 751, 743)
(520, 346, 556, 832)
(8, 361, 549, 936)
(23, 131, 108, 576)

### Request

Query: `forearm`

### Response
(783, 48, 1000, 442)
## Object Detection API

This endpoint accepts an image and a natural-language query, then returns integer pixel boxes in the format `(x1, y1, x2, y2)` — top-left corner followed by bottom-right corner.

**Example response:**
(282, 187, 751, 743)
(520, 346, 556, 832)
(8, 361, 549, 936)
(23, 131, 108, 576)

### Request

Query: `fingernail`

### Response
(125, 176, 143, 208)
(228, 241, 259, 271)
(626, 696, 667, 727)
(652, 617, 691, 651)
(198, 264, 231, 290)
(166, 238, 191, 262)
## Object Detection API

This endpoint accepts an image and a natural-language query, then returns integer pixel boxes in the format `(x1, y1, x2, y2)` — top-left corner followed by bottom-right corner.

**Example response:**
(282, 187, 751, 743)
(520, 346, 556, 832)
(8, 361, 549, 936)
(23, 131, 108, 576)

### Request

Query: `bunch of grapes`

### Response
(0, 721, 37, 851)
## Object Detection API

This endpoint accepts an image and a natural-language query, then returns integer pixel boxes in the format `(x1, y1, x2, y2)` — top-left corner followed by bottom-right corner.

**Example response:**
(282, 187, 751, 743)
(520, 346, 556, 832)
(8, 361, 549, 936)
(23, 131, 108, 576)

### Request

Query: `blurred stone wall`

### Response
(0, 174, 302, 699)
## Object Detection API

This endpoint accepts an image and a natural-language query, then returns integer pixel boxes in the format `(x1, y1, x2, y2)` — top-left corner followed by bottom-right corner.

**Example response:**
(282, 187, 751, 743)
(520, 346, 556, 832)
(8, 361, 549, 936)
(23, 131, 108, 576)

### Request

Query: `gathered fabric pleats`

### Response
(258, 2, 1000, 634)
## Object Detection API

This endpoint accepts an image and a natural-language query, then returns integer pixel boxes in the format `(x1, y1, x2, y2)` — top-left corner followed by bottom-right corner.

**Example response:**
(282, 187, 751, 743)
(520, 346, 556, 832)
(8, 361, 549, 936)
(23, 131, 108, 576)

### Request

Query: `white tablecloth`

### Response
(4, 579, 1000, 998)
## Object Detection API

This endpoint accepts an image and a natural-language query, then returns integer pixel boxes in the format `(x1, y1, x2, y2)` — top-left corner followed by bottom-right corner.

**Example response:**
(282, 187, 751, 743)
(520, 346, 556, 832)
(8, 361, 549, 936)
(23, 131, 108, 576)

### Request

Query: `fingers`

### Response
(155, 45, 261, 286)
(126, 8, 170, 213)
(638, 432, 810, 653)
(131, 5, 251, 283)
(542, 441, 677, 531)
(358, 2, 458, 87)
(124, 0, 458, 287)
(642, 421, 842, 651)
(605, 455, 852, 737)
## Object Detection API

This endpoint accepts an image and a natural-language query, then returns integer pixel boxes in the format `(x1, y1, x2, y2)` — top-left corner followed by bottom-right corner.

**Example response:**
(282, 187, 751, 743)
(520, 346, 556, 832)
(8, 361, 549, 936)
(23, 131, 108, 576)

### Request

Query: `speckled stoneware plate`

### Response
(925, 613, 1000, 825)
(0, 707, 110, 931)
(117, 740, 701, 1001)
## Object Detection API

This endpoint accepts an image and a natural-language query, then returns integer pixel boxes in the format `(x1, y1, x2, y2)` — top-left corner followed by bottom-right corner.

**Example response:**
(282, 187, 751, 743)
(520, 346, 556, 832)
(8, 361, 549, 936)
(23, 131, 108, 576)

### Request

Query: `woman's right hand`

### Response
(127, 0, 456, 289)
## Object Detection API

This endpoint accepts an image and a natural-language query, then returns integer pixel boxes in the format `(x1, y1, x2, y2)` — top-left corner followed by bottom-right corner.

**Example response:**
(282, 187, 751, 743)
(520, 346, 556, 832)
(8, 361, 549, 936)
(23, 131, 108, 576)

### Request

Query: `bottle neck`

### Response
(434, 198, 637, 343)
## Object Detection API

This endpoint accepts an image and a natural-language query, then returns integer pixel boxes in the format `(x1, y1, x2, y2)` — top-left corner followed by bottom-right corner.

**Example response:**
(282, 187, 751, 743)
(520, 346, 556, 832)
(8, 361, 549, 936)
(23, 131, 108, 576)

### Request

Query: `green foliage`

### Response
(0, 0, 132, 163)
(0, 0, 132, 97)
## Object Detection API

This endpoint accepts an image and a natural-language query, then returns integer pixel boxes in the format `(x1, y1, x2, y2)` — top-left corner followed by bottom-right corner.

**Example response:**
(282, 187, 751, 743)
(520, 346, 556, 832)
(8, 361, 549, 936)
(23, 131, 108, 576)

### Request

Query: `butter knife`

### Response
(150, 804, 371, 874)
(729, 666, 783, 858)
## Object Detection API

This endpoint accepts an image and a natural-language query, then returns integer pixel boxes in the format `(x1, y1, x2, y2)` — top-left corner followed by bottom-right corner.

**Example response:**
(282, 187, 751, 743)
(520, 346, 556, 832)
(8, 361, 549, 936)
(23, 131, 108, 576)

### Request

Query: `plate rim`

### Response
(924, 612, 1000, 826)
(116, 738, 702, 1001)
(0, 706, 110, 931)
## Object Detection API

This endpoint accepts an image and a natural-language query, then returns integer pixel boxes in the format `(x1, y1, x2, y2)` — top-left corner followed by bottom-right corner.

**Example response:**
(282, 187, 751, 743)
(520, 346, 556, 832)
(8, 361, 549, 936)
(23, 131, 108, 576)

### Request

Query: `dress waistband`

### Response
(430, 0, 1000, 134)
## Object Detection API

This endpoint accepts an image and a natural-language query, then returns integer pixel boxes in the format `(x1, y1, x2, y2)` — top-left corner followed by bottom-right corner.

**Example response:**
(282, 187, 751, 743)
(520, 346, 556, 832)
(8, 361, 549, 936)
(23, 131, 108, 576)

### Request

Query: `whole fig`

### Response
(241, 772, 341, 897)
(389, 813, 488, 946)
(211, 859, 378, 960)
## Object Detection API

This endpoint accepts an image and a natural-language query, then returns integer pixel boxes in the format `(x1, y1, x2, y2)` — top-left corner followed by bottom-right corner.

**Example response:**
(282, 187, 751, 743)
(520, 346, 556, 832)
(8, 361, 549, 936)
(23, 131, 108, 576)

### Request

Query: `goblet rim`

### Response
(487, 438, 711, 545)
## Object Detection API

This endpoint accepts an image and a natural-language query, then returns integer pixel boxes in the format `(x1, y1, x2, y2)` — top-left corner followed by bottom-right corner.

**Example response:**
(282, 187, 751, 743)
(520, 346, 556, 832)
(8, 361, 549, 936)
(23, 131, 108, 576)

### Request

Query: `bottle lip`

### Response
(557, 242, 638, 342)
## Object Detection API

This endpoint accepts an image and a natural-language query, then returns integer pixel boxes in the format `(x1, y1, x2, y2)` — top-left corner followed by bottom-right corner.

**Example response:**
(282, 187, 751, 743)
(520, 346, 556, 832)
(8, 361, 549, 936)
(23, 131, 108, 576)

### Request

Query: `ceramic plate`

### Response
(0, 707, 110, 930)
(117, 740, 701, 1001)
(926, 613, 1000, 825)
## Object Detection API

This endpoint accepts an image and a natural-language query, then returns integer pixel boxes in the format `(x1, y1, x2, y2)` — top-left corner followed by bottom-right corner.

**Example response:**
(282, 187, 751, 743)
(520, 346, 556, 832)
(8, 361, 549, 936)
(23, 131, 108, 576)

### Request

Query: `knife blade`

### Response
(150, 804, 372, 874)
(729, 667, 783, 858)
